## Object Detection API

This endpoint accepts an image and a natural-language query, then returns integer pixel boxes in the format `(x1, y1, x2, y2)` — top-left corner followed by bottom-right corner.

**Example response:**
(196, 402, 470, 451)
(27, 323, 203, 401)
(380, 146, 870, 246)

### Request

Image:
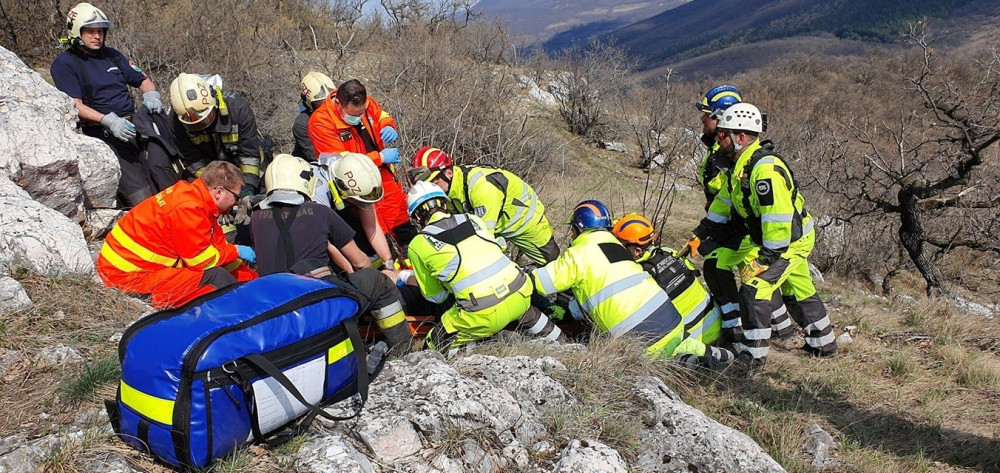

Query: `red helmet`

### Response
(412, 146, 453, 170)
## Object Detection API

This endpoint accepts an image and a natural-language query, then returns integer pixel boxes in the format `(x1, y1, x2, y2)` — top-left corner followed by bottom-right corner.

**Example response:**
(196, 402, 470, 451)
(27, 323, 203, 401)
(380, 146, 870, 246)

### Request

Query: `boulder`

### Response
(804, 423, 837, 467)
(0, 177, 94, 276)
(294, 434, 374, 473)
(515, 74, 557, 107)
(0, 45, 119, 221)
(0, 276, 30, 313)
(553, 439, 628, 473)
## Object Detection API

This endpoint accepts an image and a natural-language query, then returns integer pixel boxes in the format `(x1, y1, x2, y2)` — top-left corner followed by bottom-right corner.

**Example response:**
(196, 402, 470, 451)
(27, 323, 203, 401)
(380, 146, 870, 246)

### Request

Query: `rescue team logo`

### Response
(755, 179, 774, 206)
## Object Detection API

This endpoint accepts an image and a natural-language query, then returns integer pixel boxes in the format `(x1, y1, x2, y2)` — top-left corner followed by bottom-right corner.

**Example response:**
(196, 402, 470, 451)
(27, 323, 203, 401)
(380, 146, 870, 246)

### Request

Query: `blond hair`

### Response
(200, 161, 244, 191)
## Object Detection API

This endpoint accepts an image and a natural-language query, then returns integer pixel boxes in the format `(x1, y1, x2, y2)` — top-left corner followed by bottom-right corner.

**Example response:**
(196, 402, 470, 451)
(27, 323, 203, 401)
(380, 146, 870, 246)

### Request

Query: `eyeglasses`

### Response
(715, 130, 729, 141)
(219, 186, 240, 201)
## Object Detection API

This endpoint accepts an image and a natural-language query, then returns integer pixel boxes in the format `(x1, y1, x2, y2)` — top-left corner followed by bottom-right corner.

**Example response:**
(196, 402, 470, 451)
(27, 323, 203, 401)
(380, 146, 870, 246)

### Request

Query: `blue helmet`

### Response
(696, 85, 742, 114)
(570, 200, 613, 232)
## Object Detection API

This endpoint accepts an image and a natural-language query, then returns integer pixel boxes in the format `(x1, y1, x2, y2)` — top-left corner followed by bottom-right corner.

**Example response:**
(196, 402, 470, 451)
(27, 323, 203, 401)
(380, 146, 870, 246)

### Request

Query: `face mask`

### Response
(343, 113, 362, 126)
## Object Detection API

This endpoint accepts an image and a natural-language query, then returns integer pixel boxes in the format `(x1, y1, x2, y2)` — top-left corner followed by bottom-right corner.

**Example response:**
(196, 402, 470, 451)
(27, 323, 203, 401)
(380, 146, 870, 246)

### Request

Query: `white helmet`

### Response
(169, 73, 217, 126)
(264, 154, 317, 198)
(407, 181, 448, 217)
(715, 103, 763, 134)
(333, 153, 383, 203)
(66, 3, 114, 44)
(301, 71, 336, 111)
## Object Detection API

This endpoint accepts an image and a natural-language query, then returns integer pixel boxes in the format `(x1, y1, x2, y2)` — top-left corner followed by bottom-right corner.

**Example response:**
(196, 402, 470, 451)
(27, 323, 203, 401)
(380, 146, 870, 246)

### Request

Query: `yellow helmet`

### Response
(300, 71, 335, 110)
(169, 73, 217, 126)
(66, 3, 114, 45)
(264, 154, 317, 198)
(333, 153, 384, 203)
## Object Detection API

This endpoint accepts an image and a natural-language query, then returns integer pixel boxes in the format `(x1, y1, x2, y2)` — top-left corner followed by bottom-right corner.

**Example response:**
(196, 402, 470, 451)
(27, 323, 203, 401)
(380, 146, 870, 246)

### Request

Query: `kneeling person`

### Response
(250, 154, 412, 355)
(406, 182, 559, 354)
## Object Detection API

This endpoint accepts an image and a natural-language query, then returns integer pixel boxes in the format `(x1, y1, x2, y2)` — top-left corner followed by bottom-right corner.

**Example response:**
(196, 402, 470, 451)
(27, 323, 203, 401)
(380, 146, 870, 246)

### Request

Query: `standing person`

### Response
(406, 182, 560, 354)
(531, 201, 731, 367)
(250, 154, 412, 355)
(308, 79, 416, 247)
(96, 161, 257, 309)
(292, 71, 335, 161)
(691, 103, 837, 367)
(410, 146, 559, 266)
(169, 73, 265, 197)
(50, 2, 176, 207)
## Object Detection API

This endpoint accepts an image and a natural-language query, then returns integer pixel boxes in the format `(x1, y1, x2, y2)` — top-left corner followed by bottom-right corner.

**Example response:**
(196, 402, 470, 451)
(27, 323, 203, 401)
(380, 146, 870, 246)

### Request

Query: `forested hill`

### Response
(604, 0, 994, 74)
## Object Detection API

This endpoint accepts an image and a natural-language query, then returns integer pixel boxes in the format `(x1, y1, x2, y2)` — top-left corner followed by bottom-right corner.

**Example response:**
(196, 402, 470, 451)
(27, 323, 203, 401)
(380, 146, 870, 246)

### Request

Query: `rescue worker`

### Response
(292, 71, 335, 161)
(50, 2, 176, 207)
(410, 146, 558, 265)
(691, 103, 837, 367)
(96, 161, 258, 309)
(532, 201, 732, 367)
(308, 79, 416, 247)
(406, 182, 561, 354)
(169, 73, 265, 197)
(250, 154, 412, 355)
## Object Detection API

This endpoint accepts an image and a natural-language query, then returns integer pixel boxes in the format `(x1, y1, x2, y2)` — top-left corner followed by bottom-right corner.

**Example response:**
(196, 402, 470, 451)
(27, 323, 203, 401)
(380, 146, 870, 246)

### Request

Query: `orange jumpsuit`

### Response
(96, 179, 257, 309)
(307, 94, 411, 237)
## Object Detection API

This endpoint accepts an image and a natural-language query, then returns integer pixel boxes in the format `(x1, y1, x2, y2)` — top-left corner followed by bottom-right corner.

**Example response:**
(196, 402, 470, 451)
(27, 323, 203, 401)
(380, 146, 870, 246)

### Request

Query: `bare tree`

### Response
(550, 41, 634, 139)
(379, 0, 477, 32)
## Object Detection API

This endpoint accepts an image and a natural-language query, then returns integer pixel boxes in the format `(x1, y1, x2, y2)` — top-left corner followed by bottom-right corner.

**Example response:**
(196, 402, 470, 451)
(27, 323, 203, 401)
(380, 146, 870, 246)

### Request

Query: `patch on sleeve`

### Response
(473, 205, 486, 217)
(128, 60, 143, 73)
(755, 178, 774, 206)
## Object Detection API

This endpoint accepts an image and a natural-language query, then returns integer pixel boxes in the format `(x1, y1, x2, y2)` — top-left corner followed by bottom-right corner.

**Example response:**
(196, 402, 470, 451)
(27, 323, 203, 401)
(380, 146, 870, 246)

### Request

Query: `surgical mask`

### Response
(343, 113, 362, 126)
(733, 140, 744, 154)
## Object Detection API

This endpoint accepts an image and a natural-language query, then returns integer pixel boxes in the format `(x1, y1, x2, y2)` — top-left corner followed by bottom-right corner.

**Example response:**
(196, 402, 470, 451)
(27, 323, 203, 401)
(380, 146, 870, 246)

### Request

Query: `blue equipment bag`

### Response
(106, 273, 371, 468)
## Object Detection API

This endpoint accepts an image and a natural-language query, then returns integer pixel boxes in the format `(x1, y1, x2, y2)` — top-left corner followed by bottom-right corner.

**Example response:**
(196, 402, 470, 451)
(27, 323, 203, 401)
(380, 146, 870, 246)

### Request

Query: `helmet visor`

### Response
(336, 177, 384, 203)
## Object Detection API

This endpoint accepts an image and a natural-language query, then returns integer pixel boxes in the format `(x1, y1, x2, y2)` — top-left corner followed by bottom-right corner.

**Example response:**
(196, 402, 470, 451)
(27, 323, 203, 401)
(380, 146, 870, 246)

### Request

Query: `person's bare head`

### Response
(200, 161, 244, 213)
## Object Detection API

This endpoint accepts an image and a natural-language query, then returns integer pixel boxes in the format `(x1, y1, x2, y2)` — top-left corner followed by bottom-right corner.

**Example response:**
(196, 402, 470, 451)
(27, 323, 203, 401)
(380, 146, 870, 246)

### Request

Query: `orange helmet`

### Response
(412, 146, 453, 170)
(612, 213, 657, 246)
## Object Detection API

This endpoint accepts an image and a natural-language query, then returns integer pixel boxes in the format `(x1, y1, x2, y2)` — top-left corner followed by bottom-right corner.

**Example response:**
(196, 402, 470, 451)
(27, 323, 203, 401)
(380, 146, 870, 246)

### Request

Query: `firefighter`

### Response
(96, 161, 257, 309)
(308, 79, 416, 247)
(531, 201, 731, 367)
(406, 182, 560, 354)
(691, 103, 837, 367)
(292, 71, 335, 161)
(249, 154, 412, 355)
(50, 2, 176, 206)
(410, 146, 558, 265)
(169, 73, 265, 197)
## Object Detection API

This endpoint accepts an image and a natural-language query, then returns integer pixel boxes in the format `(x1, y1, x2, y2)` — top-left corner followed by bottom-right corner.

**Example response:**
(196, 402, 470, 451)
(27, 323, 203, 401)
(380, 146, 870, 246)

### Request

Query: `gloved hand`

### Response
(683, 235, 701, 258)
(380, 148, 400, 165)
(236, 245, 256, 264)
(739, 259, 768, 283)
(545, 305, 568, 321)
(142, 90, 163, 114)
(380, 126, 398, 145)
(233, 195, 255, 226)
(100, 112, 136, 142)
(396, 269, 414, 287)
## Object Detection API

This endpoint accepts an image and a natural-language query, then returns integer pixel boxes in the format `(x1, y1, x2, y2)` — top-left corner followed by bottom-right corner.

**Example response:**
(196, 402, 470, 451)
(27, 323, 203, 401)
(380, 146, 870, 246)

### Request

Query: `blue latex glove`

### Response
(380, 126, 398, 145)
(142, 90, 163, 114)
(236, 245, 256, 264)
(100, 112, 136, 142)
(380, 148, 400, 165)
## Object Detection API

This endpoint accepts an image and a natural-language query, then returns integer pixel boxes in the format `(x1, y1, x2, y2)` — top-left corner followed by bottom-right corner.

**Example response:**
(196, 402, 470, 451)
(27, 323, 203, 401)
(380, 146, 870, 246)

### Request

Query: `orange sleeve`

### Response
(308, 110, 340, 158)
(367, 98, 397, 131)
(171, 203, 238, 270)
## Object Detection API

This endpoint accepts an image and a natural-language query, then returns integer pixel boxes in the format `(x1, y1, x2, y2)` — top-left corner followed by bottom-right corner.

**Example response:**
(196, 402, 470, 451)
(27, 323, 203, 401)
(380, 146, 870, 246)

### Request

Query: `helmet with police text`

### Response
(570, 200, 613, 232)
(264, 154, 317, 198)
(407, 181, 449, 218)
(333, 153, 384, 203)
(300, 71, 335, 111)
(66, 3, 114, 45)
(612, 213, 657, 246)
(169, 73, 217, 126)
(696, 85, 741, 114)
(714, 103, 764, 134)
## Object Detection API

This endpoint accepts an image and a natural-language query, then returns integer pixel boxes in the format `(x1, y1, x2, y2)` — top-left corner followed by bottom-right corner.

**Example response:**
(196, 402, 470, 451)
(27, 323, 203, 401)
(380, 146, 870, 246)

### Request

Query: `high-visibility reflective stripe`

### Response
(805, 332, 836, 348)
(183, 245, 220, 268)
(240, 164, 259, 175)
(772, 305, 787, 317)
(803, 218, 814, 234)
(718, 197, 733, 206)
(375, 312, 407, 329)
(681, 297, 712, 327)
(373, 301, 404, 319)
(764, 237, 791, 250)
(503, 189, 539, 238)
(755, 157, 775, 166)
(110, 226, 179, 267)
(762, 213, 794, 223)
(327, 338, 354, 364)
(609, 290, 671, 336)
(100, 244, 141, 273)
(221, 133, 239, 144)
(805, 316, 831, 333)
(772, 316, 792, 332)
(450, 256, 512, 294)
(534, 268, 558, 295)
(687, 306, 720, 339)
(120, 381, 174, 425)
(525, 316, 548, 335)
(720, 302, 739, 315)
(722, 317, 741, 328)
(744, 327, 772, 341)
(743, 345, 769, 358)
(707, 211, 728, 223)
(583, 273, 648, 313)
(222, 260, 241, 272)
(544, 325, 562, 341)
(423, 214, 466, 235)
(439, 255, 460, 282)
(426, 288, 449, 304)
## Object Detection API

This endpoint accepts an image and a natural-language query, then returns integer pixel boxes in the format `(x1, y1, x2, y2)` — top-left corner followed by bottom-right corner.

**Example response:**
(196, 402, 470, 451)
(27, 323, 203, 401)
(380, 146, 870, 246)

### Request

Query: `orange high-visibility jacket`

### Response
(97, 179, 240, 276)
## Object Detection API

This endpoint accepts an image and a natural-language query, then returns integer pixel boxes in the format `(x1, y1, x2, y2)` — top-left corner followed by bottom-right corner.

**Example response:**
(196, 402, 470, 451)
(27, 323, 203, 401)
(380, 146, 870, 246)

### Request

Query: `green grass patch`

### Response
(59, 357, 120, 404)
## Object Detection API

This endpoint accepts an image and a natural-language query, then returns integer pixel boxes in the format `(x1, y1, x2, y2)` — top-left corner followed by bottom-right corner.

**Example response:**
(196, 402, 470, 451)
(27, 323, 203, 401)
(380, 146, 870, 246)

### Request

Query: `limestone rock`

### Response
(515, 74, 557, 107)
(0, 276, 30, 313)
(804, 423, 837, 467)
(84, 208, 125, 240)
(598, 140, 628, 153)
(631, 376, 786, 473)
(553, 439, 627, 473)
(0, 176, 94, 276)
(0, 348, 24, 380)
(35, 344, 83, 369)
(294, 434, 374, 473)
(0, 45, 119, 220)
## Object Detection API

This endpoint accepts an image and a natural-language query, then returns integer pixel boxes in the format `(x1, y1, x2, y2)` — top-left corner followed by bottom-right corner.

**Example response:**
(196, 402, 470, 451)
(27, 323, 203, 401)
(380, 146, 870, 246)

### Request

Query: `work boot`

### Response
(729, 351, 765, 375)
(771, 332, 805, 351)
(800, 343, 837, 358)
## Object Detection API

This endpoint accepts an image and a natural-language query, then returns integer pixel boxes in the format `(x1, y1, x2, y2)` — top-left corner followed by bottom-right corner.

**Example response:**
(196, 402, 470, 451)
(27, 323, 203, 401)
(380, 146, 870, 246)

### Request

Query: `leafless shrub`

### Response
(550, 41, 635, 139)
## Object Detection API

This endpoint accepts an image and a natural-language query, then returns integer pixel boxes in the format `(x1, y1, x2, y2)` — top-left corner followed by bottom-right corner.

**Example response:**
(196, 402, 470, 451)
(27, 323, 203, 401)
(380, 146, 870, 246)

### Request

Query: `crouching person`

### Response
(406, 182, 560, 355)
(96, 161, 257, 309)
(531, 201, 732, 369)
(250, 154, 412, 356)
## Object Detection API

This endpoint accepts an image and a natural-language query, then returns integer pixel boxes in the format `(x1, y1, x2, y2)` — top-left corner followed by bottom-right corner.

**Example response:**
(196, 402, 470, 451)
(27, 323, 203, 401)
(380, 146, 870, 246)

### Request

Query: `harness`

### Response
(190, 89, 240, 159)
(737, 141, 808, 246)
(269, 205, 302, 273)
(458, 165, 512, 221)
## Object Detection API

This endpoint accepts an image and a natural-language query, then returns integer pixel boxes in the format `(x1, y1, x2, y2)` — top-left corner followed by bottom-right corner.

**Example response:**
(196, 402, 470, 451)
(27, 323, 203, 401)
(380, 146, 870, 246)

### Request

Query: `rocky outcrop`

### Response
(0, 45, 119, 223)
(0, 276, 30, 313)
(0, 177, 94, 276)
